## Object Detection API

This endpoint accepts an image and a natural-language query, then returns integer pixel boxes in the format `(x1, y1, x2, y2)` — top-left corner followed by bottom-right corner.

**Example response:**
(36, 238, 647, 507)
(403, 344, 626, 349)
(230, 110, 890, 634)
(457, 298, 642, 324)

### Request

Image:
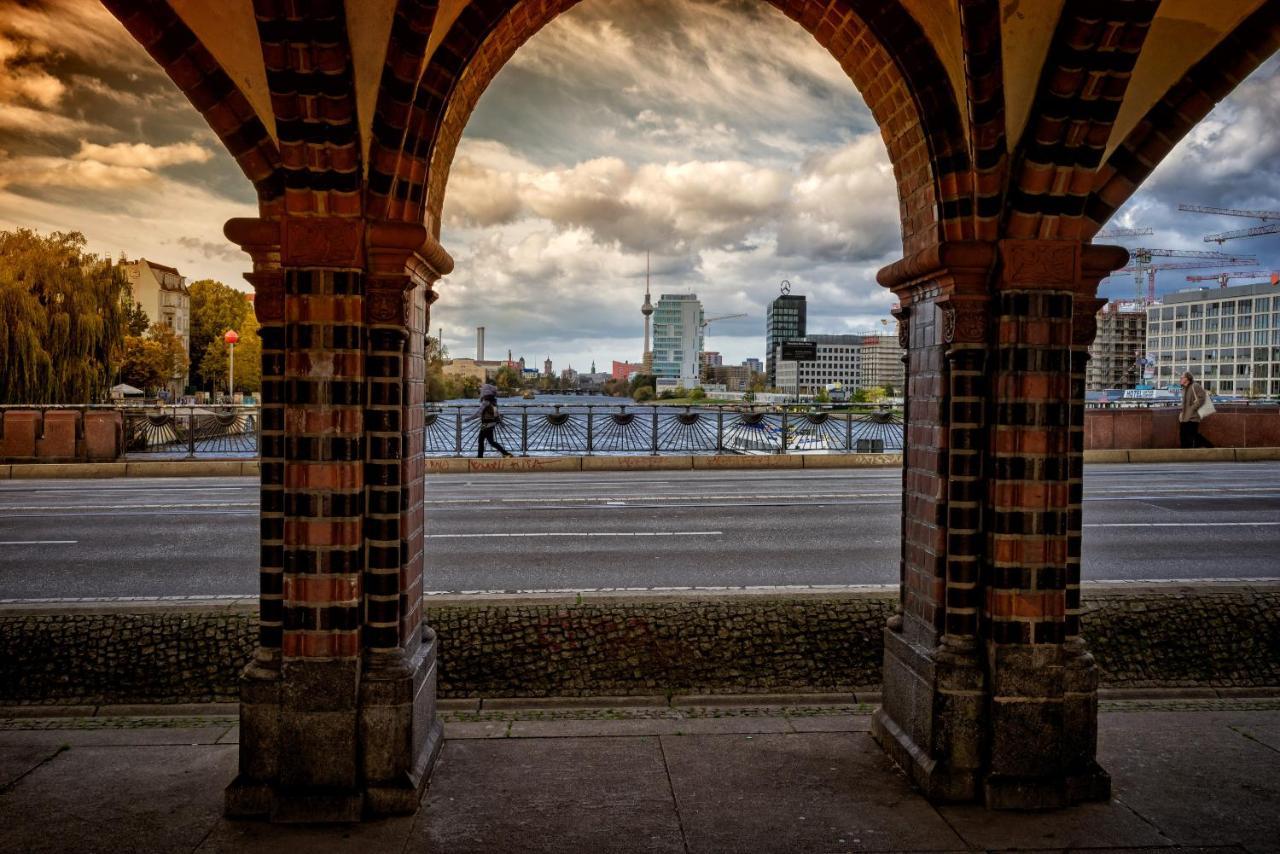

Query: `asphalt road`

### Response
(0, 463, 1277, 601)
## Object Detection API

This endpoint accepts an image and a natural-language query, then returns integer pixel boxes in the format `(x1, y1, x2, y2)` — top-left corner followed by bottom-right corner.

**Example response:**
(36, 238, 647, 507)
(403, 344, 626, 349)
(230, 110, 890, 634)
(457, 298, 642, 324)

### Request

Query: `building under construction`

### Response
(1087, 302, 1148, 391)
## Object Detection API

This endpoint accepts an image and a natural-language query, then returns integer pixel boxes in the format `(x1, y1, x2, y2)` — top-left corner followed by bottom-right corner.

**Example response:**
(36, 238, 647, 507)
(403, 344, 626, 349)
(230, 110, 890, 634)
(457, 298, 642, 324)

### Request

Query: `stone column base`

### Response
(872, 627, 985, 803)
(225, 632, 443, 822)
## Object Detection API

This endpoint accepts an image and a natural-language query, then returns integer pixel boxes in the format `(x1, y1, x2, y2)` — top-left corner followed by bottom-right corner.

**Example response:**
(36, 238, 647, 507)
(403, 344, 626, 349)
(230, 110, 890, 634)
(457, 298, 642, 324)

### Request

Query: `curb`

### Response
(4, 688, 1279, 720)
(3, 448, 1277, 478)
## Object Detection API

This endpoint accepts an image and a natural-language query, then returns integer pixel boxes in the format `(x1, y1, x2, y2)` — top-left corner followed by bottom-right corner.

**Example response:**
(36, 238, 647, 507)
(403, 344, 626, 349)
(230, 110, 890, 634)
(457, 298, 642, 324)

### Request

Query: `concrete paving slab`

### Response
(661, 732, 967, 853)
(1100, 710, 1280, 852)
(507, 718, 684, 738)
(197, 815, 416, 853)
(216, 725, 240, 745)
(664, 716, 793, 735)
(0, 744, 234, 854)
(938, 798, 1172, 850)
(0, 724, 234, 748)
(0, 745, 61, 788)
(436, 698, 480, 712)
(412, 736, 685, 854)
(444, 720, 510, 739)
(786, 714, 873, 733)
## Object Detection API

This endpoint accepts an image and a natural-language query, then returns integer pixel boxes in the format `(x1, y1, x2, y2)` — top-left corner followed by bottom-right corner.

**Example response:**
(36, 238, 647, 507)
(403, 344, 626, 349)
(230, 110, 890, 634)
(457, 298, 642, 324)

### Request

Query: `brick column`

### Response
(871, 239, 1126, 809)
(222, 217, 451, 821)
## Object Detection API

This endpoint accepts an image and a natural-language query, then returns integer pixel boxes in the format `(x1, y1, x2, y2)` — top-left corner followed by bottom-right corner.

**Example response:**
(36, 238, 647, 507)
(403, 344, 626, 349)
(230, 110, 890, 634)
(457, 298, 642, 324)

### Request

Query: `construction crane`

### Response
(1185, 271, 1280, 287)
(1095, 227, 1153, 239)
(1106, 253, 1258, 303)
(1177, 203, 1280, 244)
(698, 313, 748, 371)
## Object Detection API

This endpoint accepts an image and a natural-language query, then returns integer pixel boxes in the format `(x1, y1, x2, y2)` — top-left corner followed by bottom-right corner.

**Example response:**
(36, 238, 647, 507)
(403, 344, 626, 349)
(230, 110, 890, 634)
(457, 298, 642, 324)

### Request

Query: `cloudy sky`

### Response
(1, 0, 1278, 371)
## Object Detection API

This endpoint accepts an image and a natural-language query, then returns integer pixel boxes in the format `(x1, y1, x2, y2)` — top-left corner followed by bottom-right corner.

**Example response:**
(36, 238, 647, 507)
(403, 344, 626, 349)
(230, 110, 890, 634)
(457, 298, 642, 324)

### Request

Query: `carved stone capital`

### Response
(891, 304, 911, 349)
(936, 294, 988, 346)
(999, 239, 1080, 287)
(282, 217, 364, 268)
(366, 277, 411, 327)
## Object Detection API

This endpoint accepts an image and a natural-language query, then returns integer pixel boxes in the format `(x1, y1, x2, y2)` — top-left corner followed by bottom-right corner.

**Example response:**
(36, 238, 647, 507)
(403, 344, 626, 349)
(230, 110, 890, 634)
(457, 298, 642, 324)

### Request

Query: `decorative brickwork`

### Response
(1085, 2, 1280, 237)
(101, 0, 283, 211)
(1005, 1, 1159, 240)
(254, 0, 363, 217)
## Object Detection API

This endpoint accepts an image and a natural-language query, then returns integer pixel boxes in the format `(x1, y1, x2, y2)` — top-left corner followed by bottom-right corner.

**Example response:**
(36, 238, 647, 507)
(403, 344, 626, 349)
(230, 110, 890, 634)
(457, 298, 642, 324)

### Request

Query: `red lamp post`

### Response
(224, 329, 240, 397)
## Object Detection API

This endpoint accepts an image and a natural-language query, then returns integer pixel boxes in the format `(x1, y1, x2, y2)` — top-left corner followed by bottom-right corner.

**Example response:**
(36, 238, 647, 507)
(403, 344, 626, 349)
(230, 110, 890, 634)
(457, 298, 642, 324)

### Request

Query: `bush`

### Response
(689, 387, 706, 400)
(633, 386, 654, 402)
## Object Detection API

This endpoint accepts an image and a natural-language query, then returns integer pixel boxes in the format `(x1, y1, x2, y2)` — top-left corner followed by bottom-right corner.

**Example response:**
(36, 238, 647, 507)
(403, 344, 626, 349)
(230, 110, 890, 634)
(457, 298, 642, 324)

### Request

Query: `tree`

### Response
(122, 293, 150, 336)
(0, 229, 128, 404)
(198, 311, 261, 394)
(425, 336, 449, 402)
(188, 279, 252, 389)
(689, 387, 706, 401)
(633, 386, 654, 402)
(814, 388, 831, 404)
(494, 365, 522, 391)
(628, 372, 655, 395)
(118, 336, 167, 392)
(119, 324, 189, 394)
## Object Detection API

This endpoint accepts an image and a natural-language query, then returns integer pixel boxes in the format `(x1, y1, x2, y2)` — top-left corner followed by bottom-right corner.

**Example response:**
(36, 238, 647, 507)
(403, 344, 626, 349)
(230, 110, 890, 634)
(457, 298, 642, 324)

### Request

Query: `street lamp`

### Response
(224, 329, 239, 399)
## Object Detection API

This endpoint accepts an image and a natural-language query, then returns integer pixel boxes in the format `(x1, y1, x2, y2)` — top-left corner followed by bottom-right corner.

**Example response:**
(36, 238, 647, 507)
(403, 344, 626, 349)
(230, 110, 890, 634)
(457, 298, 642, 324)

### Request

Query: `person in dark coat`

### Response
(476, 392, 513, 458)
(1178, 371, 1212, 449)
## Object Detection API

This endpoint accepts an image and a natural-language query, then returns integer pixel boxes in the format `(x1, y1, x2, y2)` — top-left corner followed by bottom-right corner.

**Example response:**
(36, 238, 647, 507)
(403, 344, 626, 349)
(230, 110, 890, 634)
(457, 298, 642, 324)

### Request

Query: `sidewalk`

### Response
(1, 697, 1277, 853)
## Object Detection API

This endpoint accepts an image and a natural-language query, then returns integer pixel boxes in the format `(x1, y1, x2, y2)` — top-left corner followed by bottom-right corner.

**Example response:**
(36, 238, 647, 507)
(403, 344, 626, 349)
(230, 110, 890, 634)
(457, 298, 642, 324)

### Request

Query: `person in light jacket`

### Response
(1178, 371, 1211, 449)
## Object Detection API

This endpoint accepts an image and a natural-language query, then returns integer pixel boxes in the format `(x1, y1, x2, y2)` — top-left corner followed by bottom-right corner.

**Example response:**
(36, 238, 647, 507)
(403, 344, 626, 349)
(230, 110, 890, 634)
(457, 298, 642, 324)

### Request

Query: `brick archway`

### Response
(94, 0, 1280, 821)
(368, 0, 971, 256)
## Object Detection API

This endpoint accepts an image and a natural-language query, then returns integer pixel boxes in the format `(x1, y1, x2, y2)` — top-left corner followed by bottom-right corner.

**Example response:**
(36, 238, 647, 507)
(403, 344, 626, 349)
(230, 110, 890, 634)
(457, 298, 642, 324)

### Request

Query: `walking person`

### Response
(476, 391, 514, 458)
(1178, 371, 1213, 449)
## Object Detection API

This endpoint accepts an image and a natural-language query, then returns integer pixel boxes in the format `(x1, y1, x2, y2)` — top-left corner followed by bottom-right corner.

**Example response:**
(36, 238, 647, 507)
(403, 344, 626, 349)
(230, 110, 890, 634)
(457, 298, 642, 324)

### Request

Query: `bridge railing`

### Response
(424, 403, 904, 456)
(119, 404, 261, 458)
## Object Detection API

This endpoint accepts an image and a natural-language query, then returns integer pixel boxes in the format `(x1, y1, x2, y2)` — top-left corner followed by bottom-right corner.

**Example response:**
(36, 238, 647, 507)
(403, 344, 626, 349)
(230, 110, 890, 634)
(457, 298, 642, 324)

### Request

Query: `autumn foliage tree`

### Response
(119, 324, 190, 395)
(198, 309, 262, 394)
(188, 278, 254, 390)
(0, 229, 128, 404)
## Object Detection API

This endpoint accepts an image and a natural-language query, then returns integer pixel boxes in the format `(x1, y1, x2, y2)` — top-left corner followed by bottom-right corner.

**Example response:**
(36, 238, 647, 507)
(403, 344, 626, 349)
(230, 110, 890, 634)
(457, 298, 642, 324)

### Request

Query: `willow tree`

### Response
(0, 229, 127, 404)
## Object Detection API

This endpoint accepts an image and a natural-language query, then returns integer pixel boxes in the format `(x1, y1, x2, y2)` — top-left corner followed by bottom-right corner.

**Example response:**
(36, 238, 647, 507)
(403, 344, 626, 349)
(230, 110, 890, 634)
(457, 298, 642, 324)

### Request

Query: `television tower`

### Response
(641, 252, 654, 371)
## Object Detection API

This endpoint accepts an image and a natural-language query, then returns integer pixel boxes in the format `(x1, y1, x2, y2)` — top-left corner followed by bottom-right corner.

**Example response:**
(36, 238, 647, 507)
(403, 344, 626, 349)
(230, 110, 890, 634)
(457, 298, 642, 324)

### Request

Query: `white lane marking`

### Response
(0, 540, 77, 545)
(0, 502, 258, 511)
(427, 531, 723, 539)
(1085, 522, 1280, 528)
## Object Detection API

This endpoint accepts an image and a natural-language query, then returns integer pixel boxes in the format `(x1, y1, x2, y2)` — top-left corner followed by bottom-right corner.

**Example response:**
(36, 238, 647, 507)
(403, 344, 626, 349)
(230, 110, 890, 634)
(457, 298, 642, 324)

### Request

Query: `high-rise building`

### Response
(543, 356, 553, 377)
(766, 289, 806, 389)
(652, 294, 704, 386)
(1145, 281, 1280, 396)
(1087, 302, 1147, 391)
(742, 357, 763, 374)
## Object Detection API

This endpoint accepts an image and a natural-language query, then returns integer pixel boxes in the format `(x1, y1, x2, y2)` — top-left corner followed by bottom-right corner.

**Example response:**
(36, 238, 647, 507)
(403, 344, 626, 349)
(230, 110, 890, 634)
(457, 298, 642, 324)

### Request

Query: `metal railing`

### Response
(424, 403, 903, 456)
(122, 404, 260, 458)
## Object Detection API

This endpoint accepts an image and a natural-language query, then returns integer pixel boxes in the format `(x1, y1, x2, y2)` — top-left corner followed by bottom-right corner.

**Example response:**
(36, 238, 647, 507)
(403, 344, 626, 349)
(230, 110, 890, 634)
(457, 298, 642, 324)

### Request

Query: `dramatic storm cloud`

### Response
(0, 0, 1277, 370)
